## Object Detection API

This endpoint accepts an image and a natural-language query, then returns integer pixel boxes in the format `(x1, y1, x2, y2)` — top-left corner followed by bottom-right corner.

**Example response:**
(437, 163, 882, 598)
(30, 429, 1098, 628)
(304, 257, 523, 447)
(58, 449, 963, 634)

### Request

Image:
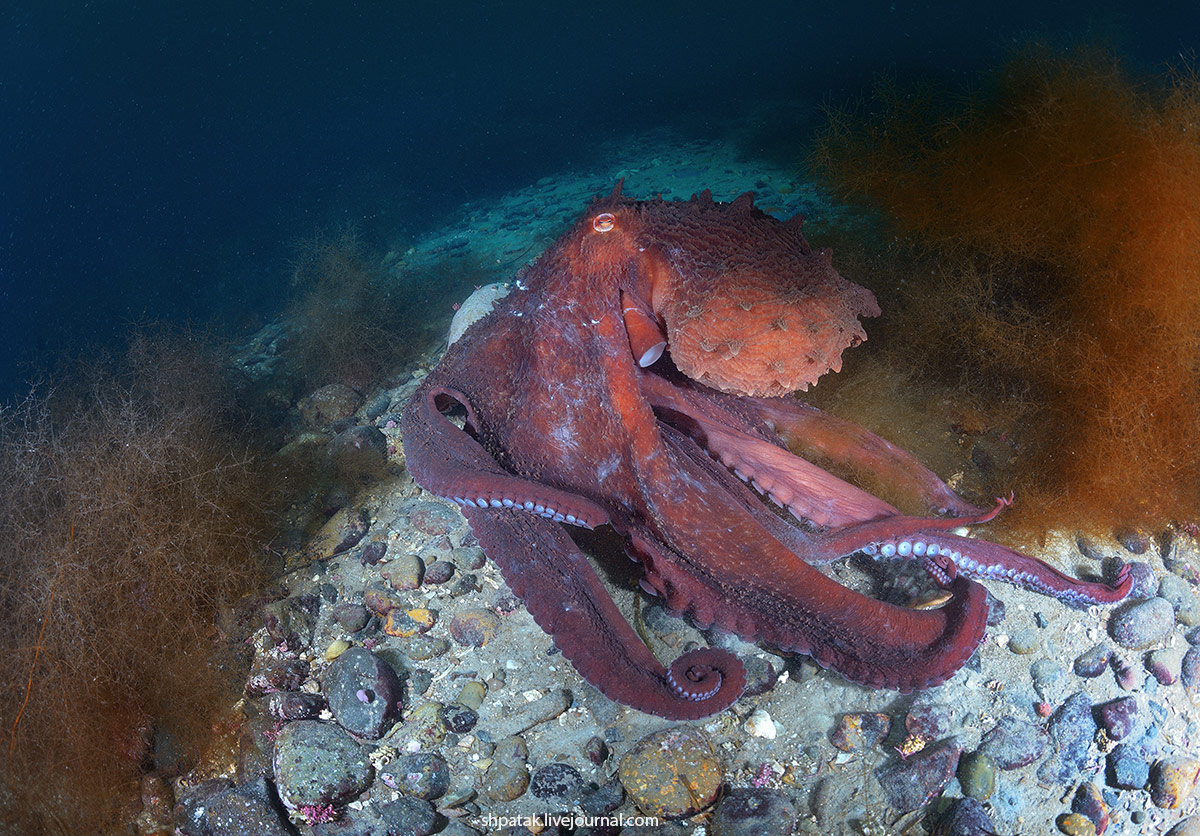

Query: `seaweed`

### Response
(810, 45, 1200, 537)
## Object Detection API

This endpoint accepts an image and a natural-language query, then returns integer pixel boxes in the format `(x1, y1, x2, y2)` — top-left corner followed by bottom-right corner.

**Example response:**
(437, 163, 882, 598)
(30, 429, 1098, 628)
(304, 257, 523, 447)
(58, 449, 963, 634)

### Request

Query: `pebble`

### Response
(323, 638, 350, 661)
(1166, 816, 1200, 836)
(530, 763, 586, 806)
(381, 702, 448, 754)
(1159, 573, 1200, 626)
(1125, 561, 1159, 599)
(1109, 597, 1176, 649)
(399, 635, 450, 661)
(176, 778, 292, 836)
(831, 712, 891, 752)
(450, 546, 487, 571)
(711, 787, 798, 836)
(1147, 646, 1186, 685)
(423, 559, 456, 584)
(492, 688, 570, 738)
(740, 654, 780, 697)
(1183, 646, 1200, 703)
(332, 602, 370, 632)
(359, 539, 387, 566)
(361, 587, 404, 616)
(1114, 527, 1151, 554)
(957, 750, 996, 800)
(272, 721, 374, 810)
(322, 647, 404, 739)
(266, 691, 328, 722)
(874, 739, 962, 812)
(1150, 757, 1200, 809)
(1056, 812, 1097, 836)
(483, 735, 531, 802)
(384, 607, 436, 638)
(388, 752, 450, 801)
(299, 383, 362, 429)
(744, 708, 777, 739)
(905, 700, 953, 738)
(1163, 530, 1200, 584)
(261, 595, 318, 652)
(618, 727, 723, 819)
(1032, 658, 1067, 702)
(1111, 653, 1140, 690)
(1094, 695, 1141, 740)
(1071, 781, 1110, 835)
(1008, 626, 1042, 654)
(1107, 742, 1152, 790)
(580, 775, 625, 815)
(1038, 693, 1095, 785)
(935, 796, 996, 836)
(455, 681, 487, 710)
(448, 608, 500, 646)
(978, 716, 1049, 769)
(1074, 643, 1114, 677)
(245, 656, 309, 697)
(409, 500, 462, 536)
(326, 425, 389, 482)
(383, 555, 425, 590)
(439, 703, 478, 733)
(305, 506, 369, 562)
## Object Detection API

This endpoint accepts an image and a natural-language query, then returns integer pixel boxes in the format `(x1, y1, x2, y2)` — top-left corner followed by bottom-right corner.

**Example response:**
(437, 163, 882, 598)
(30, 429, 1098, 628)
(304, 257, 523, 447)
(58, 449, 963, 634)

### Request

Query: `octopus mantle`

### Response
(401, 184, 1131, 719)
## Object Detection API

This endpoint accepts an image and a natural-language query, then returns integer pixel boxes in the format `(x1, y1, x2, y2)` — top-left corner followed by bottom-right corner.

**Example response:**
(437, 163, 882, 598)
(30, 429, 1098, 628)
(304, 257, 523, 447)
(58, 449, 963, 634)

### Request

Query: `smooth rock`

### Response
(380, 702, 447, 754)
(711, 787, 797, 836)
(1150, 757, 1200, 809)
(323, 647, 403, 739)
(619, 727, 723, 819)
(530, 763, 586, 806)
(1074, 643, 1114, 677)
(978, 716, 1050, 769)
(448, 608, 500, 647)
(1159, 573, 1200, 626)
(1166, 815, 1200, 836)
(332, 603, 371, 632)
(875, 739, 961, 812)
(1108, 741, 1153, 790)
(935, 796, 996, 836)
(440, 702, 478, 733)
(957, 750, 996, 800)
(1109, 597, 1176, 649)
(272, 721, 373, 810)
(1056, 812, 1097, 836)
(492, 688, 570, 738)
(382, 555, 424, 591)
(831, 712, 890, 752)
(1038, 692, 1095, 784)
(261, 595, 318, 652)
(266, 691, 328, 723)
(408, 500, 461, 536)
(359, 540, 387, 566)
(455, 681, 487, 710)
(1008, 626, 1042, 654)
(307, 507, 369, 562)
(327, 425, 389, 483)
(299, 384, 362, 429)
(1071, 781, 1110, 835)
(1147, 645, 1186, 685)
(1183, 645, 1200, 703)
(389, 752, 450, 801)
(175, 778, 292, 836)
(1094, 696, 1141, 740)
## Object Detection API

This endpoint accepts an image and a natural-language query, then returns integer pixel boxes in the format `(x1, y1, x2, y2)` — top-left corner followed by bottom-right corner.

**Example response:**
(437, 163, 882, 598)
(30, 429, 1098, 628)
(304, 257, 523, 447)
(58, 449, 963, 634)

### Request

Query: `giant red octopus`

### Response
(400, 183, 1132, 720)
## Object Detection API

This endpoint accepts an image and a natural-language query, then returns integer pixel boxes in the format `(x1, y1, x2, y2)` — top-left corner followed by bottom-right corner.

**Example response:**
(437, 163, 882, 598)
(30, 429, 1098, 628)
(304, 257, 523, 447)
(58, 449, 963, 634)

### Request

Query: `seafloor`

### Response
(182, 130, 1200, 836)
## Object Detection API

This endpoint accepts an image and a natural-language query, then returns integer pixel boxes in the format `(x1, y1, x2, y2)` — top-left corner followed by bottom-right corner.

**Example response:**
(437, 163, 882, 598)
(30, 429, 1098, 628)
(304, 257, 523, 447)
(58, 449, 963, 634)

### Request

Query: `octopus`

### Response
(400, 184, 1132, 720)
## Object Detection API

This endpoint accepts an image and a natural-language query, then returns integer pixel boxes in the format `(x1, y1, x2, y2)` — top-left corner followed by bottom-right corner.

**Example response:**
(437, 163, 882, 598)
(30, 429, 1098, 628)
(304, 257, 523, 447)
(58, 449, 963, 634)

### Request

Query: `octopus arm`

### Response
(463, 505, 747, 719)
(401, 382, 610, 529)
(749, 398, 983, 518)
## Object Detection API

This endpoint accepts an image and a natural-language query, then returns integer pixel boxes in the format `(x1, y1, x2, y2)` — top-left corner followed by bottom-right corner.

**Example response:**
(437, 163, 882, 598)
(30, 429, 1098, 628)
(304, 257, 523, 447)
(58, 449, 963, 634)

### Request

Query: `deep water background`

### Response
(1, 1, 1194, 401)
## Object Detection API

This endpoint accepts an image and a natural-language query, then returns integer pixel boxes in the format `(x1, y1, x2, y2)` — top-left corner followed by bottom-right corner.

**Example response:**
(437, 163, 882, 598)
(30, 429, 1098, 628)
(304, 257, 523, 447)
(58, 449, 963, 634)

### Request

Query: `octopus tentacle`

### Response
(747, 397, 984, 518)
(401, 383, 610, 530)
(464, 505, 746, 719)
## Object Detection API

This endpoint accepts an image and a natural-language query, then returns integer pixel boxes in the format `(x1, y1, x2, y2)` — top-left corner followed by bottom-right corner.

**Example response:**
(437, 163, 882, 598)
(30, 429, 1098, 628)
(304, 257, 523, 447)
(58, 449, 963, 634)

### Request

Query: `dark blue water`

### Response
(1, 1, 1192, 401)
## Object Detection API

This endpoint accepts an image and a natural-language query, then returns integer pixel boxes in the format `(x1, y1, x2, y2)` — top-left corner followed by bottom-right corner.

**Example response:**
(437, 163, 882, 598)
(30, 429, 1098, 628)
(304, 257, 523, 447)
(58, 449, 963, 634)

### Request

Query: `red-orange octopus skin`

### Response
(400, 183, 1132, 718)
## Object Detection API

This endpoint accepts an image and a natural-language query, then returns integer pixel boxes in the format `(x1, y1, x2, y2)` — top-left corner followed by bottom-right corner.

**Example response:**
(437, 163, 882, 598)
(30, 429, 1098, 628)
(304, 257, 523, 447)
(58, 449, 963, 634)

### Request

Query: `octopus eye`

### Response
(592, 212, 616, 233)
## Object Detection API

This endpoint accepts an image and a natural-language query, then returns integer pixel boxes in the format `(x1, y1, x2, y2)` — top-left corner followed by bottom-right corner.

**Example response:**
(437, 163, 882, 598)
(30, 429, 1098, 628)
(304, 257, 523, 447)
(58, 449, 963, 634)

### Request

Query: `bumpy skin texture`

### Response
(400, 185, 1131, 719)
